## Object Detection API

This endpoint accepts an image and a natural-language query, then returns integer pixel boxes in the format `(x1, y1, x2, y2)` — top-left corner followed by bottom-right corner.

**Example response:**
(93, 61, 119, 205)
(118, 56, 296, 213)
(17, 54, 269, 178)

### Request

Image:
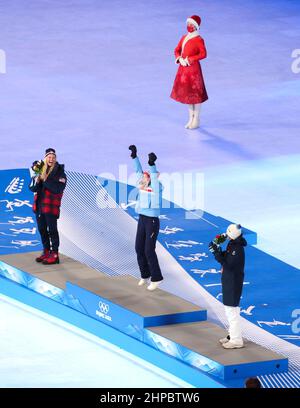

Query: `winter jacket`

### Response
(174, 33, 207, 65)
(29, 163, 67, 218)
(133, 157, 163, 218)
(213, 235, 247, 307)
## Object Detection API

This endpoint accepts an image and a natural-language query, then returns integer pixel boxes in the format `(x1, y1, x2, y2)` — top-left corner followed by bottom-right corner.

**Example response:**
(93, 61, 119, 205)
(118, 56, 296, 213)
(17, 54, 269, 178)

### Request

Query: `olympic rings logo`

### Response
(99, 301, 109, 314)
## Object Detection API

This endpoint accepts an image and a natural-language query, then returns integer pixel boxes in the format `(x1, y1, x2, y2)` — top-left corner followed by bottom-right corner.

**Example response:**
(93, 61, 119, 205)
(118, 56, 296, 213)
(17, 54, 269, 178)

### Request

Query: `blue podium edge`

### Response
(144, 310, 207, 327)
(224, 358, 288, 380)
(0, 275, 224, 388)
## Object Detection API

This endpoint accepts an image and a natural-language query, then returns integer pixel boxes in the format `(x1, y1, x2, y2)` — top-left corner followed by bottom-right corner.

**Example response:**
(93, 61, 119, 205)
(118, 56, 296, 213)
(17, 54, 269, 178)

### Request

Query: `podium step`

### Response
(0, 251, 106, 289)
(74, 274, 206, 318)
(67, 275, 207, 336)
(145, 321, 288, 380)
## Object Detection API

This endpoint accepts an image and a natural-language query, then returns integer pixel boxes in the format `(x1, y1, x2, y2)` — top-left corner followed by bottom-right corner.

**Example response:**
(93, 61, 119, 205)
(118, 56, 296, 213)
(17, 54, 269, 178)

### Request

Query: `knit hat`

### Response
(186, 15, 201, 30)
(226, 224, 242, 240)
(143, 171, 150, 178)
(45, 148, 56, 157)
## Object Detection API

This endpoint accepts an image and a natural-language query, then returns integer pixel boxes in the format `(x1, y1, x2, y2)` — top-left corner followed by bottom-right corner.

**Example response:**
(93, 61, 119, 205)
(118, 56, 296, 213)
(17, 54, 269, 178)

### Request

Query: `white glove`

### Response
(183, 57, 190, 66)
(179, 57, 187, 67)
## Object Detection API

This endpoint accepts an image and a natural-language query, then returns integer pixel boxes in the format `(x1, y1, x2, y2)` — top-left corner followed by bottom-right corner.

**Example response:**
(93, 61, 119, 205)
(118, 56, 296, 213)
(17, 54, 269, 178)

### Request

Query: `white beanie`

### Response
(226, 224, 242, 240)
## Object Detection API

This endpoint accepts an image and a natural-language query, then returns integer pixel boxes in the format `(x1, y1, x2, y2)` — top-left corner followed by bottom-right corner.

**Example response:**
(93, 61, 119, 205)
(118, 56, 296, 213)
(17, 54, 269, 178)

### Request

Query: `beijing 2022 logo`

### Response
(96, 300, 112, 322)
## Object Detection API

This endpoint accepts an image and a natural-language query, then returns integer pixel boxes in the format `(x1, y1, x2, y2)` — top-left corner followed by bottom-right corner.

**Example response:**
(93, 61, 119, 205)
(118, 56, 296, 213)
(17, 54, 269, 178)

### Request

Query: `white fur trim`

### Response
(186, 17, 199, 30)
(181, 30, 200, 56)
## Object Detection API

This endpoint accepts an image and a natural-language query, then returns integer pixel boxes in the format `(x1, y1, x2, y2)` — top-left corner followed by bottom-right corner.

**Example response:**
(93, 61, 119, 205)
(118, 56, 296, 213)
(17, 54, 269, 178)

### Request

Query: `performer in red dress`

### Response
(170, 15, 208, 129)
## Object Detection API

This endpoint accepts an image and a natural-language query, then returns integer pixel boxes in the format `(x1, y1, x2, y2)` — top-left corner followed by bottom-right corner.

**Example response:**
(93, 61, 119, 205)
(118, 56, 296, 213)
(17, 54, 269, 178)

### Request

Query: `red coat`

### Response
(170, 34, 208, 104)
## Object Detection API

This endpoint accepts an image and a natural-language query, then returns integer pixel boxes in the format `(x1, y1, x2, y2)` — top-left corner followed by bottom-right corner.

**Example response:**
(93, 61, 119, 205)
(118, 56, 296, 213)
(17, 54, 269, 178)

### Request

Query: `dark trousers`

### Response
(135, 214, 163, 282)
(36, 213, 59, 252)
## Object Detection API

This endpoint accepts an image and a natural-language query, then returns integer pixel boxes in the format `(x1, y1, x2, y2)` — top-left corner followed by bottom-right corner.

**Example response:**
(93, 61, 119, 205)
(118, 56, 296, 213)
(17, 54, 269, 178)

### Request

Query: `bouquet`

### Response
(208, 233, 227, 254)
(213, 233, 227, 245)
(31, 160, 45, 175)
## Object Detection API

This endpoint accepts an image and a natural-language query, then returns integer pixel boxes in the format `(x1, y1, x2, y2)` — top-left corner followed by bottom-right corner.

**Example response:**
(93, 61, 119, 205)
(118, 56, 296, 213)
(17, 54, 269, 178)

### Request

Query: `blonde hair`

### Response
(41, 156, 56, 181)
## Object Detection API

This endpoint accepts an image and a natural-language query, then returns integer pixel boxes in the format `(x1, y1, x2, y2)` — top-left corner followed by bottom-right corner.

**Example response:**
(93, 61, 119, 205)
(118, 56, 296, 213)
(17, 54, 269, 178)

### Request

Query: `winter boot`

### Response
(138, 278, 149, 286)
(189, 103, 201, 129)
(222, 340, 244, 349)
(185, 104, 194, 128)
(219, 335, 230, 344)
(35, 249, 50, 263)
(42, 251, 60, 265)
(147, 281, 161, 291)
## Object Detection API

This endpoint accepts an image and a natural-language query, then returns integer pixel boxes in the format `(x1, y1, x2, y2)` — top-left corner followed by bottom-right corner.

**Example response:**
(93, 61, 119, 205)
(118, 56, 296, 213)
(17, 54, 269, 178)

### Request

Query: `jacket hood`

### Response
(230, 235, 247, 247)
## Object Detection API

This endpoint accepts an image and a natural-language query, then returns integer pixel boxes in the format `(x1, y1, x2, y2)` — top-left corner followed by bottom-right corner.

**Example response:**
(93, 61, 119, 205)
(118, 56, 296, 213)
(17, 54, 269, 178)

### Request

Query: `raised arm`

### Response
(129, 145, 143, 181)
(133, 157, 143, 180)
(148, 152, 161, 193)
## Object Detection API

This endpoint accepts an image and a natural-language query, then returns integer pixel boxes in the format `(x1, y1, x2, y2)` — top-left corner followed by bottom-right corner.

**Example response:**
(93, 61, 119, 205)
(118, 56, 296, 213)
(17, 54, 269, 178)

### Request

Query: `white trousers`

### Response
(224, 306, 243, 344)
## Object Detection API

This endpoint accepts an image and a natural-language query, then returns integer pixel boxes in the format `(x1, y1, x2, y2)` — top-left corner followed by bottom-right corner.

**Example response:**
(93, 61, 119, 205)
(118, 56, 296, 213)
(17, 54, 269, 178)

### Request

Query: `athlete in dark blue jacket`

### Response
(209, 224, 247, 349)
